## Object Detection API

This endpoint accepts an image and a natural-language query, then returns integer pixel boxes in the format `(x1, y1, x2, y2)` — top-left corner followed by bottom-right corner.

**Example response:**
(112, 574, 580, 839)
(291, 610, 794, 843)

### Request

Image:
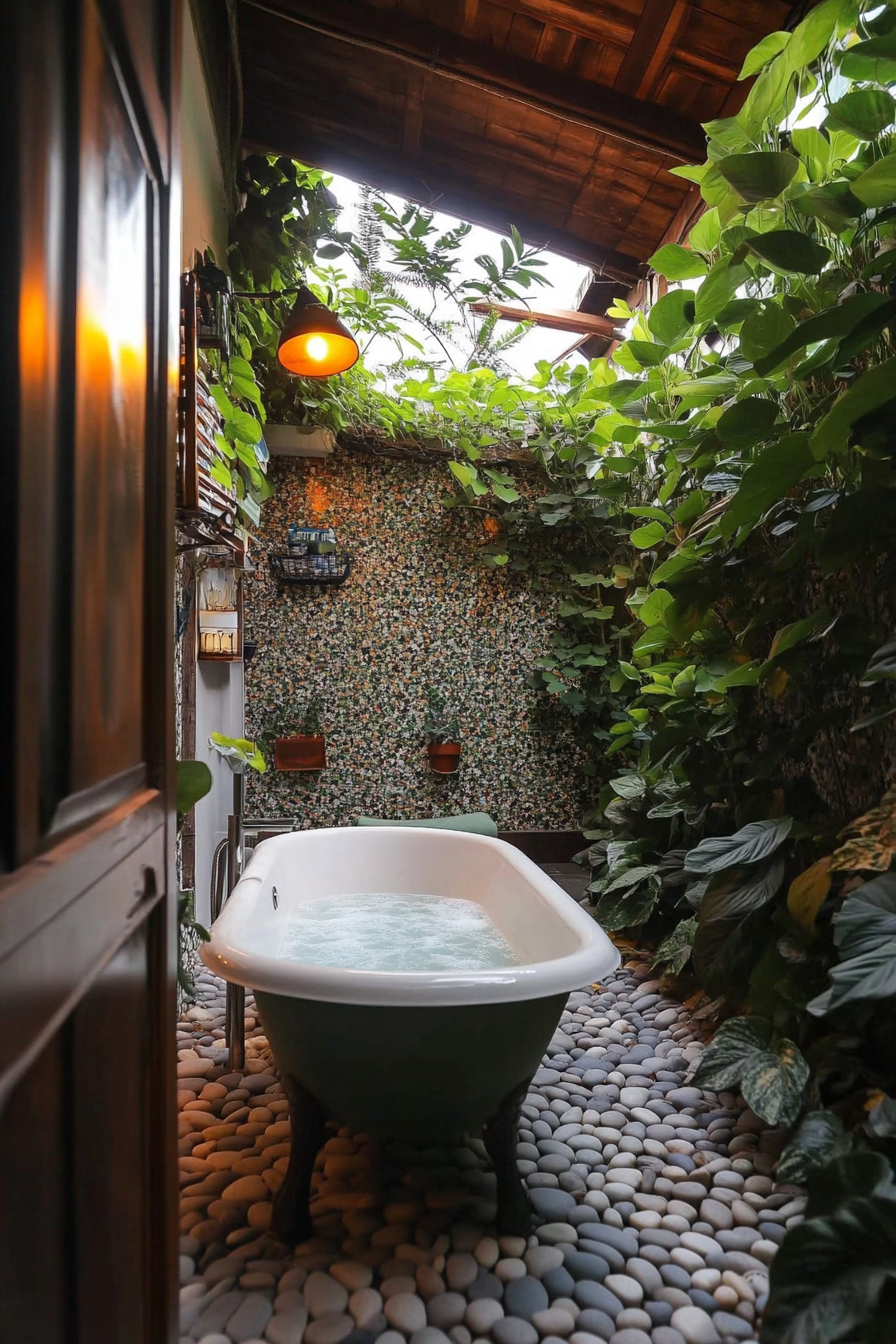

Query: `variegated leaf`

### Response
(690, 1015, 771, 1091)
(741, 1037, 809, 1126)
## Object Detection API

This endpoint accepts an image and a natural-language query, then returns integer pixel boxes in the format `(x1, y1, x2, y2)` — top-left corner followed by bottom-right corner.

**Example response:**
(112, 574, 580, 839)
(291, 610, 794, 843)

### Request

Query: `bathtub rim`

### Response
(200, 826, 621, 1006)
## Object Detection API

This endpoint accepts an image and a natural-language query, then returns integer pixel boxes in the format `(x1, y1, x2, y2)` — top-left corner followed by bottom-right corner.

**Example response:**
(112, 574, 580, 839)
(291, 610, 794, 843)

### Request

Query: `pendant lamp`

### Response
(276, 285, 360, 378)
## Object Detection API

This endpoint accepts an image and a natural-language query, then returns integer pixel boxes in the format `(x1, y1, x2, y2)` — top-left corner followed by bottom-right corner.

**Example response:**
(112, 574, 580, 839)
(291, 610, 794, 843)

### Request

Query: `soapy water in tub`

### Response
(278, 892, 520, 972)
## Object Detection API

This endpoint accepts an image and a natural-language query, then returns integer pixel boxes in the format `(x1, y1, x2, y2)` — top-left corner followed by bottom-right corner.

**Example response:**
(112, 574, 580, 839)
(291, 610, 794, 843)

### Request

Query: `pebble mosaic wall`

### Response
(242, 453, 586, 829)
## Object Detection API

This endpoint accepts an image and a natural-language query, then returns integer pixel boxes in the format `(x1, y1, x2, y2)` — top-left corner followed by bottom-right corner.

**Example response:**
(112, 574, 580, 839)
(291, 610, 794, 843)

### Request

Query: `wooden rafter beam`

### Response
(240, 0, 708, 163)
(613, 0, 682, 98)
(469, 301, 623, 339)
(241, 123, 645, 280)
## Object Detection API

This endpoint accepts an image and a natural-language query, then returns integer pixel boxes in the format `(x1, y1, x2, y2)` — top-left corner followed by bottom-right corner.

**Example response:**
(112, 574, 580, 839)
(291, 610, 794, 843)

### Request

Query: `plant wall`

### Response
(438, 2, 896, 1335)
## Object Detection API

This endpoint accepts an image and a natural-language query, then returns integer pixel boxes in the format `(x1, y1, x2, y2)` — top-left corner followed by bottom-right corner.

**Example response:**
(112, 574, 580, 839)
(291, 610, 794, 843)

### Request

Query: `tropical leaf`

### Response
(860, 635, 896, 686)
(775, 1110, 853, 1186)
(698, 856, 786, 921)
(648, 289, 696, 344)
(741, 1037, 809, 1125)
(690, 1015, 771, 1090)
(761, 1193, 896, 1344)
(653, 916, 698, 976)
(720, 432, 814, 539)
(806, 1151, 896, 1220)
(746, 230, 831, 274)
(840, 32, 896, 84)
(826, 89, 896, 139)
(717, 151, 800, 202)
(176, 760, 213, 815)
(738, 31, 790, 80)
(787, 856, 833, 932)
(684, 817, 793, 874)
(648, 244, 708, 281)
(694, 260, 751, 323)
(808, 875, 896, 1015)
(594, 877, 661, 930)
(739, 303, 796, 363)
(716, 397, 779, 449)
(831, 787, 896, 872)
(753, 292, 895, 377)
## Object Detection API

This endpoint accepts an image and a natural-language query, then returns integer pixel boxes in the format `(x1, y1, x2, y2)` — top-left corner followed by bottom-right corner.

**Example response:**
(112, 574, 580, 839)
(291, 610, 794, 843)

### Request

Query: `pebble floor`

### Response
(177, 959, 802, 1344)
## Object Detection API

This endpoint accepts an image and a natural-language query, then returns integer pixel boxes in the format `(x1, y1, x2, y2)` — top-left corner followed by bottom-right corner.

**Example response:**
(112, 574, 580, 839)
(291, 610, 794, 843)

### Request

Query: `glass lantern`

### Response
(197, 566, 242, 661)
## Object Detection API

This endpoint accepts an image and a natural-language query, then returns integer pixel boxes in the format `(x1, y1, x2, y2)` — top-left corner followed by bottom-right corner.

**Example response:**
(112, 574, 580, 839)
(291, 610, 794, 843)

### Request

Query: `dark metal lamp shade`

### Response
(276, 285, 359, 377)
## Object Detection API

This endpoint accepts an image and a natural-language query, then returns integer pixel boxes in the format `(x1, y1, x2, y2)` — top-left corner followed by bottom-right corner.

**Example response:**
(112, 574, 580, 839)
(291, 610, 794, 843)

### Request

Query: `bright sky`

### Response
(326, 171, 593, 378)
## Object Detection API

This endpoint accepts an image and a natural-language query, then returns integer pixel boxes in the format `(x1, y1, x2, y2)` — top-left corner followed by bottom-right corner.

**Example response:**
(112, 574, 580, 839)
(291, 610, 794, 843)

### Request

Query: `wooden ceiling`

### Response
(237, 0, 803, 283)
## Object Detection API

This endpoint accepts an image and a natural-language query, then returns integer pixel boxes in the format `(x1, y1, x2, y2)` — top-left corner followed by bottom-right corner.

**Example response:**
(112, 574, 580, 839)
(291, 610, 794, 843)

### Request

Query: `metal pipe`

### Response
(225, 805, 246, 1071)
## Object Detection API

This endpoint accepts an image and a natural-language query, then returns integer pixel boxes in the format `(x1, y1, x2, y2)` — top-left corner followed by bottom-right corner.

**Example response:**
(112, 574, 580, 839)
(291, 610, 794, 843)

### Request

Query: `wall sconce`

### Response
(232, 284, 359, 379)
(197, 565, 243, 661)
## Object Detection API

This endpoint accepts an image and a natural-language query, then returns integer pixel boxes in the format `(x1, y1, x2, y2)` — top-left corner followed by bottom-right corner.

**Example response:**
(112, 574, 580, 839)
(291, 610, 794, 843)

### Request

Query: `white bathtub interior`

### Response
(202, 826, 620, 1005)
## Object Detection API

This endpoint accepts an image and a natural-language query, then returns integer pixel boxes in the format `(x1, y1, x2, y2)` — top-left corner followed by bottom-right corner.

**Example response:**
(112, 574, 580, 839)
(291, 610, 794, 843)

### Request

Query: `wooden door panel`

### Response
(0, 795, 165, 1111)
(70, 8, 151, 807)
(0, 1032, 70, 1344)
(0, 0, 180, 1338)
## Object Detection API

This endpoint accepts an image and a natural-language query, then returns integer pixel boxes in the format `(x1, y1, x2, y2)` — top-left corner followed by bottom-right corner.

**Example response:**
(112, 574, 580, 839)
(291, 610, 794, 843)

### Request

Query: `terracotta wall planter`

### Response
(275, 735, 327, 771)
(427, 742, 461, 775)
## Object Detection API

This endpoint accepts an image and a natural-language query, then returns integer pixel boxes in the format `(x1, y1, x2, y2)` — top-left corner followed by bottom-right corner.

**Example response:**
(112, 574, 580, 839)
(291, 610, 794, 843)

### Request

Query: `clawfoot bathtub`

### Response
(201, 826, 620, 1239)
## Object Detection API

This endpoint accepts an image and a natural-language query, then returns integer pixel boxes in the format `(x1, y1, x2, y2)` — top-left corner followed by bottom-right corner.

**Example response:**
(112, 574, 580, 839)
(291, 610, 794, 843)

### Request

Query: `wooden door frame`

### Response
(0, 0, 183, 1339)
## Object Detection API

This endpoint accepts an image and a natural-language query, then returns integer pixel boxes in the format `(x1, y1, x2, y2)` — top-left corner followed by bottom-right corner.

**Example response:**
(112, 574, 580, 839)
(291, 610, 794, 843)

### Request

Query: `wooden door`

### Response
(0, 0, 181, 1341)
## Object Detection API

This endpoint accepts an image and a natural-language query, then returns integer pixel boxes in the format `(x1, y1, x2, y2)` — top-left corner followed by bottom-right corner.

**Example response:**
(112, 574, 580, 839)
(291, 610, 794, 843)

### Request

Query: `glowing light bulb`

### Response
(306, 335, 329, 361)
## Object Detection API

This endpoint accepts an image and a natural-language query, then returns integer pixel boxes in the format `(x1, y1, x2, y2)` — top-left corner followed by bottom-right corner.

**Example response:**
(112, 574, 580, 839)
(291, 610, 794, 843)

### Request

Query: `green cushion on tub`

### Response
(355, 812, 498, 837)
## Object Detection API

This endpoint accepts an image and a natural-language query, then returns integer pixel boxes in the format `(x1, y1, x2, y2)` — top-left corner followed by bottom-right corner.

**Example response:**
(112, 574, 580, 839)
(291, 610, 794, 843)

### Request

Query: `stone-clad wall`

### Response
(242, 452, 585, 829)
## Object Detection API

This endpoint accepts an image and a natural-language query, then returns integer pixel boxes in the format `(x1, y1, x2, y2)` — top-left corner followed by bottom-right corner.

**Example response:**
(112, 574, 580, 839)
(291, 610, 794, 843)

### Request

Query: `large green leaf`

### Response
(721, 432, 814, 538)
(690, 1015, 771, 1090)
(698, 855, 786, 921)
(739, 303, 796, 363)
(808, 875, 896, 1015)
(653, 916, 698, 976)
(851, 153, 896, 209)
(229, 408, 263, 445)
(746, 230, 831, 275)
(694, 260, 751, 323)
(792, 179, 865, 231)
(840, 32, 896, 84)
(648, 290, 696, 344)
(738, 31, 790, 80)
(176, 760, 213, 815)
(776, 1111, 853, 1187)
(716, 397, 779, 449)
(630, 521, 667, 549)
(826, 89, 896, 139)
(764, 607, 834, 664)
(753, 292, 895, 377)
(806, 1152, 896, 1220)
(791, 127, 832, 182)
(638, 588, 674, 626)
(717, 151, 800, 202)
(811, 357, 896, 459)
(787, 0, 858, 70)
(761, 1194, 896, 1344)
(685, 817, 793, 874)
(741, 1037, 809, 1125)
(617, 339, 669, 369)
(594, 877, 661, 931)
(647, 244, 708, 281)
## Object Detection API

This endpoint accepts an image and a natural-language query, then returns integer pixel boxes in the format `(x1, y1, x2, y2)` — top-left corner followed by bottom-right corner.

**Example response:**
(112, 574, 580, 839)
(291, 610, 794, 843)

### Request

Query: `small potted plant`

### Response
(262, 698, 327, 771)
(424, 687, 461, 775)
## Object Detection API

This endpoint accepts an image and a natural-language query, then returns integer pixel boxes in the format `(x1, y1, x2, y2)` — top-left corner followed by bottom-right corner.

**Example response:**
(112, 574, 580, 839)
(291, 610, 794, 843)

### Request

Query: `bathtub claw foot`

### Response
(483, 1078, 532, 1237)
(272, 1074, 329, 1244)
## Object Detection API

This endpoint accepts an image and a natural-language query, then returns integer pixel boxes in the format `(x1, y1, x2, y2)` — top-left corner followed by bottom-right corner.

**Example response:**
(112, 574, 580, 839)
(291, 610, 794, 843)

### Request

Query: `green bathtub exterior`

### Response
(255, 989, 569, 1139)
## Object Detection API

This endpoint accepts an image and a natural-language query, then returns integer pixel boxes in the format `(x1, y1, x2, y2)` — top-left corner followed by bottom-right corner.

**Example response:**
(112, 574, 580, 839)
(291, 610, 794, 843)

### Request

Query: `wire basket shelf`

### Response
(269, 551, 352, 586)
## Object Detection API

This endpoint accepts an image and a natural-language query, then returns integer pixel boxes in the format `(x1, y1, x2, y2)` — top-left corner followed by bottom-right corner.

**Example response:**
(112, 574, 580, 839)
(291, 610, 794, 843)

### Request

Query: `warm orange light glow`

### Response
(277, 330, 360, 378)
